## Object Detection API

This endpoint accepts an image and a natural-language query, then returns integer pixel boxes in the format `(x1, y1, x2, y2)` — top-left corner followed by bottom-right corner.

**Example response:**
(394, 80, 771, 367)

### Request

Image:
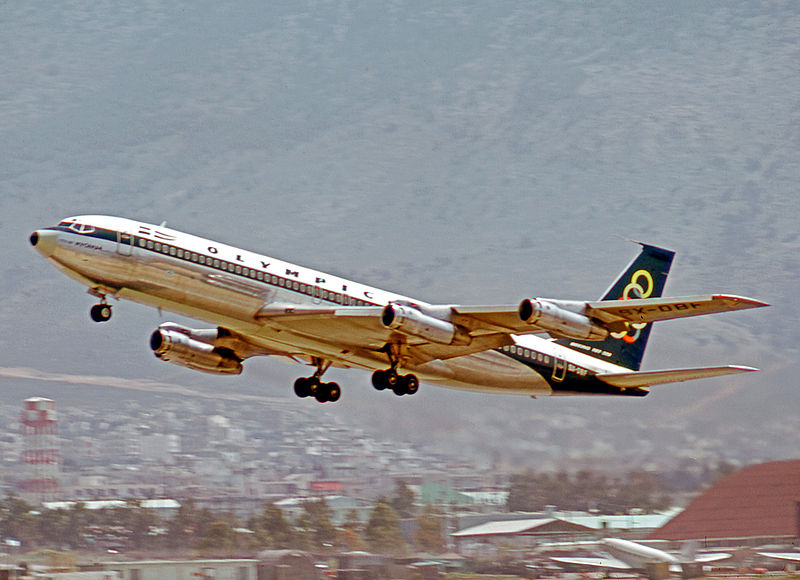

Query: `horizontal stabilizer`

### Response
(597, 365, 758, 388)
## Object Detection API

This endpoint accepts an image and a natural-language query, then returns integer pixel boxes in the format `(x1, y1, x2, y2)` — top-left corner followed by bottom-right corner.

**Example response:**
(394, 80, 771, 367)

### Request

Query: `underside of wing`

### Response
(256, 304, 390, 348)
(597, 365, 758, 388)
(254, 303, 513, 363)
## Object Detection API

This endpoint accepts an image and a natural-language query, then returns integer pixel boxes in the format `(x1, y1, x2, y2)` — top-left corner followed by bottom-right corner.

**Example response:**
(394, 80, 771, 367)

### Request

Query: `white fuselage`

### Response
(32, 216, 628, 395)
(603, 538, 679, 567)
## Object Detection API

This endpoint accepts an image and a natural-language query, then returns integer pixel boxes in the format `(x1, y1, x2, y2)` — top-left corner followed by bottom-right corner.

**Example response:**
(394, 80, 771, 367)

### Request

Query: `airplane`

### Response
(29, 215, 767, 403)
(548, 537, 730, 574)
(757, 551, 800, 563)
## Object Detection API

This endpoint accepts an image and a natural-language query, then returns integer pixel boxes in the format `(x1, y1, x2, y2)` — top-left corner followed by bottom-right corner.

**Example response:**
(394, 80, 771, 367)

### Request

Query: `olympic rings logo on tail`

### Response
(610, 269, 653, 344)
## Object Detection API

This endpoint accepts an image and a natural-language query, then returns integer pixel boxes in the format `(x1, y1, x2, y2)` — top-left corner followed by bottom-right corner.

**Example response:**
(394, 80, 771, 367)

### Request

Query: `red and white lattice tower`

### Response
(21, 397, 60, 500)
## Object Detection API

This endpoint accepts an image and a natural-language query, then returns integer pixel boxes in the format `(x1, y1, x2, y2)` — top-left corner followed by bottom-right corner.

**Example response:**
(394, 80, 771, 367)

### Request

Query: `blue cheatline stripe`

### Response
(47, 226, 379, 308)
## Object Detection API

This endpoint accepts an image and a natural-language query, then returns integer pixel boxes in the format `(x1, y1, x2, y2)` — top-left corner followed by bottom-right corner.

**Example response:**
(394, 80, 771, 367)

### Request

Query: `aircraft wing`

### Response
(451, 294, 767, 336)
(254, 304, 513, 363)
(549, 556, 632, 570)
(252, 294, 767, 364)
(584, 294, 768, 326)
(758, 552, 800, 563)
(695, 553, 732, 563)
(597, 366, 758, 388)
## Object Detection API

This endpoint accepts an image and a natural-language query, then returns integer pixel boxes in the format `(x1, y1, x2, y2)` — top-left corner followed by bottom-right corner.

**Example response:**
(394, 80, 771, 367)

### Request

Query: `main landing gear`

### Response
(293, 358, 341, 403)
(371, 343, 419, 396)
(371, 369, 419, 396)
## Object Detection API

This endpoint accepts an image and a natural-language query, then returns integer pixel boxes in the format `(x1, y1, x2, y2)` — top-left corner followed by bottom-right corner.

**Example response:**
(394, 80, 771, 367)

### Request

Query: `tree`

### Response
(414, 504, 446, 554)
(252, 502, 295, 548)
(197, 521, 235, 551)
(390, 481, 416, 519)
(167, 497, 198, 550)
(364, 499, 406, 555)
(338, 509, 366, 551)
(126, 500, 159, 550)
(301, 498, 337, 549)
(0, 495, 35, 546)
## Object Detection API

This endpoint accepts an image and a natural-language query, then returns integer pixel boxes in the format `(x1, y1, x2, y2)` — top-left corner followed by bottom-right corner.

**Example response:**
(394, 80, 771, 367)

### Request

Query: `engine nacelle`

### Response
(381, 304, 470, 345)
(150, 324, 243, 375)
(518, 298, 609, 341)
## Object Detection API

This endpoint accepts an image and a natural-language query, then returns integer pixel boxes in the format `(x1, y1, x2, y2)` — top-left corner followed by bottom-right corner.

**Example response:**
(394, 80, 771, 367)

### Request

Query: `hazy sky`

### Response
(1, 2, 797, 466)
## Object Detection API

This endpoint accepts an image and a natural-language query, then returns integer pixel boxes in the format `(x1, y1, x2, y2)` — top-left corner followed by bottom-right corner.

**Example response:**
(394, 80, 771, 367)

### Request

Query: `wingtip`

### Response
(713, 295, 770, 309)
(728, 365, 759, 373)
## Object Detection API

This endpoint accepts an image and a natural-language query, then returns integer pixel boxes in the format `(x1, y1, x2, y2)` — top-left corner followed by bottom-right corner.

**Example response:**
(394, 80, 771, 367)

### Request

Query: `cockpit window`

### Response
(75, 223, 95, 233)
(59, 221, 95, 234)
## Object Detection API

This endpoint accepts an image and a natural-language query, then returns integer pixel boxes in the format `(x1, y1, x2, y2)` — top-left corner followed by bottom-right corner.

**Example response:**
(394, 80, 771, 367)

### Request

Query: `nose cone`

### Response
(30, 229, 58, 257)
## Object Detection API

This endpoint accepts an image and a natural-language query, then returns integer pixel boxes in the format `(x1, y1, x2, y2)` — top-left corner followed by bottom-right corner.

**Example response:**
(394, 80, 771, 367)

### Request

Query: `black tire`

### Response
(314, 383, 330, 403)
(404, 374, 419, 395)
(371, 370, 388, 390)
(294, 377, 313, 398)
(326, 382, 341, 403)
(90, 304, 112, 322)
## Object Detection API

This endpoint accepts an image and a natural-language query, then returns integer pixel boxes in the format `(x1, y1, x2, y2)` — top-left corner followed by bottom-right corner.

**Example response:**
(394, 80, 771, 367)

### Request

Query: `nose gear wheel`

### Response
(90, 303, 112, 322)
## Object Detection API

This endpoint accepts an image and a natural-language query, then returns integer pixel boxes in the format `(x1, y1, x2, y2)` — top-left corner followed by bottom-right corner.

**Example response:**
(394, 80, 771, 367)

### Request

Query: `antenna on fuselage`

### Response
(159, 221, 167, 227)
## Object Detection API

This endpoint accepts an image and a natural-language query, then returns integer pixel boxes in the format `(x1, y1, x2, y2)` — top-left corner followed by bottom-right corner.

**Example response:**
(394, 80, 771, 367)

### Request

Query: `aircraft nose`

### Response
(30, 229, 58, 257)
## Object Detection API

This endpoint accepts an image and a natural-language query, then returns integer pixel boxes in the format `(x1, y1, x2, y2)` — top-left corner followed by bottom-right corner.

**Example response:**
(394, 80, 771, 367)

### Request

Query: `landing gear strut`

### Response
(293, 358, 340, 403)
(371, 343, 419, 396)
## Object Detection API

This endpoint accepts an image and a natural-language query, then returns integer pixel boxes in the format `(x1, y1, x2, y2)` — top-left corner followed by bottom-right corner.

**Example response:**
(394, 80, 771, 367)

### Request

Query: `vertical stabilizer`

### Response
(557, 243, 675, 370)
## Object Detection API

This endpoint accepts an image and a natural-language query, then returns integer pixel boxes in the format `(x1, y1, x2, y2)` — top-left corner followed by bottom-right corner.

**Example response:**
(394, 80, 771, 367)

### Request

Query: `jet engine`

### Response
(381, 304, 470, 345)
(149, 323, 243, 375)
(518, 298, 609, 341)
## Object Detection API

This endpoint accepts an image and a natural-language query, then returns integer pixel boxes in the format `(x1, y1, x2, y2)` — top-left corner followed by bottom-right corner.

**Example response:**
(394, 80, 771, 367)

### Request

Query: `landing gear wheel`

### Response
(372, 369, 401, 391)
(293, 357, 341, 403)
(403, 374, 419, 395)
(326, 382, 341, 402)
(371, 370, 389, 390)
(294, 377, 314, 398)
(392, 374, 420, 396)
(314, 382, 340, 403)
(90, 304, 112, 322)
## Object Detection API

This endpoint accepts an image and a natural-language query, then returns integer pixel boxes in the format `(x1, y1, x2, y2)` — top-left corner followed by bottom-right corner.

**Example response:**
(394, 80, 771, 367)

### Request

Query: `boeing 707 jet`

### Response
(30, 216, 767, 403)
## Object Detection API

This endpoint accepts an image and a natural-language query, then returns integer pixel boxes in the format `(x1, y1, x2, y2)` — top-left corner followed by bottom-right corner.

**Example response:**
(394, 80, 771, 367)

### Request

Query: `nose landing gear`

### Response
(88, 288, 113, 323)
(90, 303, 112, 322)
